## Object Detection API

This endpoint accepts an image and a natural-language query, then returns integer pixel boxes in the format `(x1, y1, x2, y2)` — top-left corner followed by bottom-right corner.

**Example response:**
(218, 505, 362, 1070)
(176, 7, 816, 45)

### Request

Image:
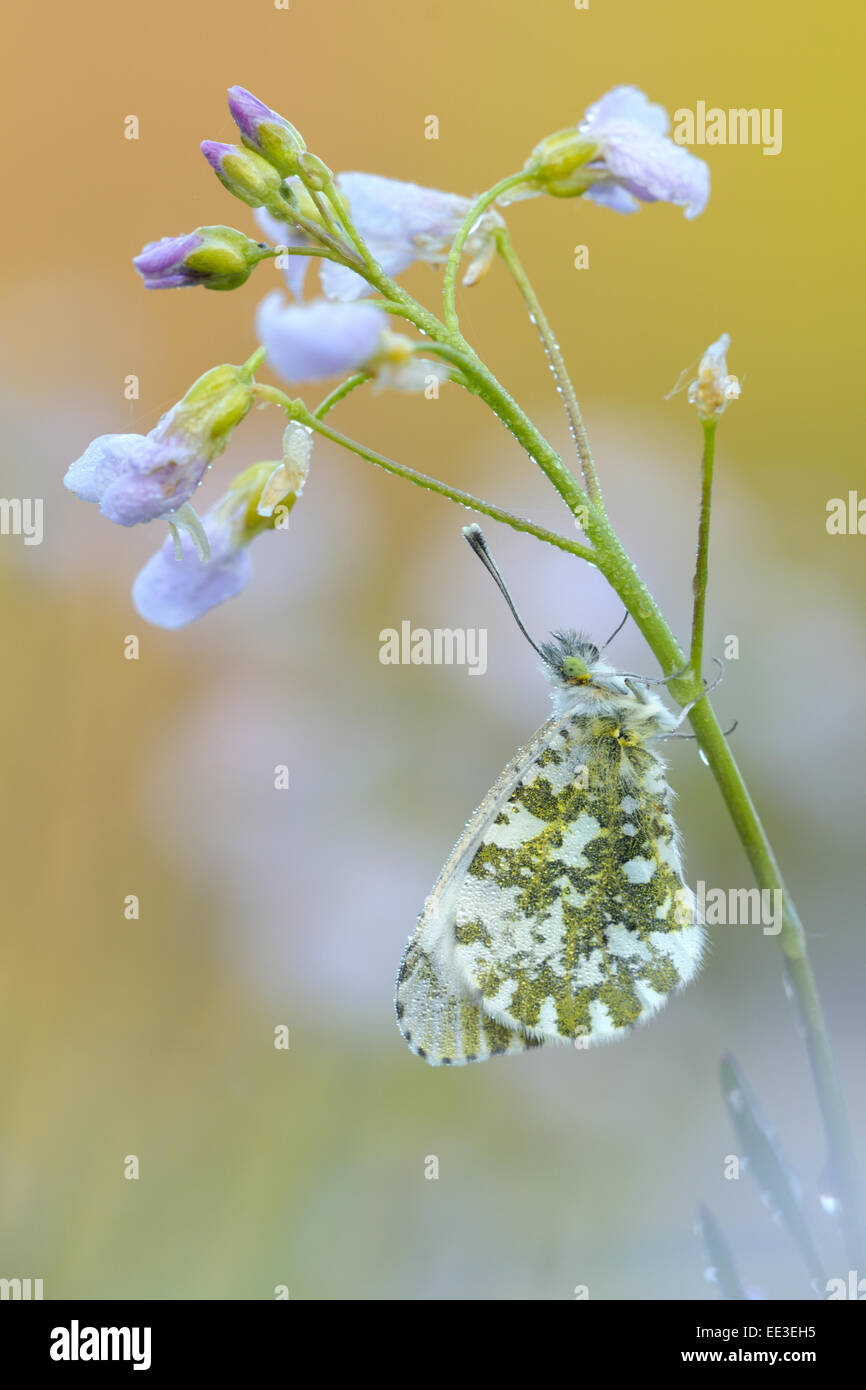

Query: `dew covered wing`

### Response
(452, 715, 704, 1044)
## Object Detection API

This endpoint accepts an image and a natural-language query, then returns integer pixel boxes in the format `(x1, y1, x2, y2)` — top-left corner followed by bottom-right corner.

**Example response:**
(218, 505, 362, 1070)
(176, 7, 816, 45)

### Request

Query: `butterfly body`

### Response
(396, 630, 704, 1065)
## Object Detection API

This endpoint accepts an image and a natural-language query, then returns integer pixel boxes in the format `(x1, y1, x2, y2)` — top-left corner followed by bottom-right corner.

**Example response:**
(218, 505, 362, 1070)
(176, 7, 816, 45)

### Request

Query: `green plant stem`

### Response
(321, 175, 383, 277)
(413, 332, 592, 518)
(689, 420, 715, 679)
(268, 191, 364, 265)
(266, 245, 352, 269)
(240, 346, 267, 377)
(589, 509, 865, 1268)
(294, 408, 596, 563)
(307, 187, 341, 238)
(442, 171, 527, 333)
(254, 379, 593, 560)
(494, 226, 603, 508)
(313, 373, 370, 419)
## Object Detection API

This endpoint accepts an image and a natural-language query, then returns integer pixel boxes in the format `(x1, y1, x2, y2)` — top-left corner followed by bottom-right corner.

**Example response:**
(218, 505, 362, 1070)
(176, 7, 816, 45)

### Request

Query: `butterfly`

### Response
(395, 525, 707, 1065)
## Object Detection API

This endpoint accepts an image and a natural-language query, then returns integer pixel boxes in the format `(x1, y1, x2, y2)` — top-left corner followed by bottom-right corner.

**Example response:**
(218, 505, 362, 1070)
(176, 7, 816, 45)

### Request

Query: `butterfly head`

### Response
(539, 629, 601, 687)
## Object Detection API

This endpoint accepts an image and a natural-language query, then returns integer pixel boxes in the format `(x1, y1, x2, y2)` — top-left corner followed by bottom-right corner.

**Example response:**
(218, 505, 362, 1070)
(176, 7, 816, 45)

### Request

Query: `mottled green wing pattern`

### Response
(396, 713, 569, 1065)
(451, 712, 702, 1044)
(396, 934, 541, 1065)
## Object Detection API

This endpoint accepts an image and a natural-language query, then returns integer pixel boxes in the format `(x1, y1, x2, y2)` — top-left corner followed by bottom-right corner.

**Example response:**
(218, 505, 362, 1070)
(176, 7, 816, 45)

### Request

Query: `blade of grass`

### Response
(696, 1202, 749, 1301)
(721, 1053, 826, 1294)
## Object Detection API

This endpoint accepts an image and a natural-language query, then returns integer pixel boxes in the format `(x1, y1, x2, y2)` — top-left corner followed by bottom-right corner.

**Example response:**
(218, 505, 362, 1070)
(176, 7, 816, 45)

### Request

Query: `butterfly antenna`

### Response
(462, 525, 543, 657)
(601, 610, 629, 651)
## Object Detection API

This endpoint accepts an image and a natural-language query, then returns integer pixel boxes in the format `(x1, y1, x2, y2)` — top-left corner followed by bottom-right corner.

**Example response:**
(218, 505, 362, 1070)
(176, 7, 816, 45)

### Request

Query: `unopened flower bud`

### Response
(169, 361, 259, 448)
(297, 151, 331, 192)
(227, 86, 306, 177)
(134, 226, 269, 291)
(201, 141, 284, 208)
(525, 129, 599, 197)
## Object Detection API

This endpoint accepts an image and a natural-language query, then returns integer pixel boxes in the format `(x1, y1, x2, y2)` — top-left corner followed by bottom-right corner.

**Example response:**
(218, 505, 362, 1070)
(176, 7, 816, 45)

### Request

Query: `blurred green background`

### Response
(1, 0, 863, 1299)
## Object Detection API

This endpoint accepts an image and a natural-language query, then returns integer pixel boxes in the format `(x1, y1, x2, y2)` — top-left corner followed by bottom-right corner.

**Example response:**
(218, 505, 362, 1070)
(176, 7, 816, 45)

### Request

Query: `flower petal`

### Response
(583, 183, 640, 214)
(64, 434, 147, 505)
(593, 125, 710, 218)
(134, 233, 204, 288)
(132, 517, 251, 629)
(337, 172, 470, 263)
(256, 293, 385, 381)
(318, 259, 372, 302)
(580, 85, 670, 137)
(576, 86, 710, 219)
(64, 433, 203, 526)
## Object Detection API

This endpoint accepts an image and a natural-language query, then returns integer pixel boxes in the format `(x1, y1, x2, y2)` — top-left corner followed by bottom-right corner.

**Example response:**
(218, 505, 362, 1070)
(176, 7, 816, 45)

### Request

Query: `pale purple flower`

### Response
(132, 511, 251, 629)
(256, 293, 386, 381)
(323, 174, 469, 299)
(64, 431, 205, 527)
(65, 364, 256, 526)
(578, 86, 709, 218)
(254, 172, 499, 302)
(134, 233, 205, 288)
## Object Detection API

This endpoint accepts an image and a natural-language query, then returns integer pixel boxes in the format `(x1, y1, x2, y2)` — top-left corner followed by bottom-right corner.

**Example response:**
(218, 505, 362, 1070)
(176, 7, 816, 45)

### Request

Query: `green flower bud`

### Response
(297, 152, 332, 193)
(228, 86, 307, 178)
(201, 141, 284, 208)
(525, 129, 599, 197)
(170, 361, 259, 454)
(180, 226, 270, 291)
(220, 457, 303, 538)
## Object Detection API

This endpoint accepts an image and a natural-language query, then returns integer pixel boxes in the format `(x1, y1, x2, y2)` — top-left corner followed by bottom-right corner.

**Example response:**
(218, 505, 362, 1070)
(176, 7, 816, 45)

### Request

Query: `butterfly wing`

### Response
(451, 711, 704, 1046)
(395, 713, 566, 1065)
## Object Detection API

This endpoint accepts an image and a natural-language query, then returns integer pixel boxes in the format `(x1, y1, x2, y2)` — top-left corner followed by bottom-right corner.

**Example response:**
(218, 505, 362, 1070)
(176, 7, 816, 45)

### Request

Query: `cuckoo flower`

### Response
(256, 293, 449, 391)
(256, 295, 386, 381)
(133, 510, 253, 628)
(256, 172, 502, 301)
(134, 226, 270, 292)
(516, 85, 710, 219)
(325, 172, 502, 299)
(132, 452, 306, 628)
(64, 362, 259, 527)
